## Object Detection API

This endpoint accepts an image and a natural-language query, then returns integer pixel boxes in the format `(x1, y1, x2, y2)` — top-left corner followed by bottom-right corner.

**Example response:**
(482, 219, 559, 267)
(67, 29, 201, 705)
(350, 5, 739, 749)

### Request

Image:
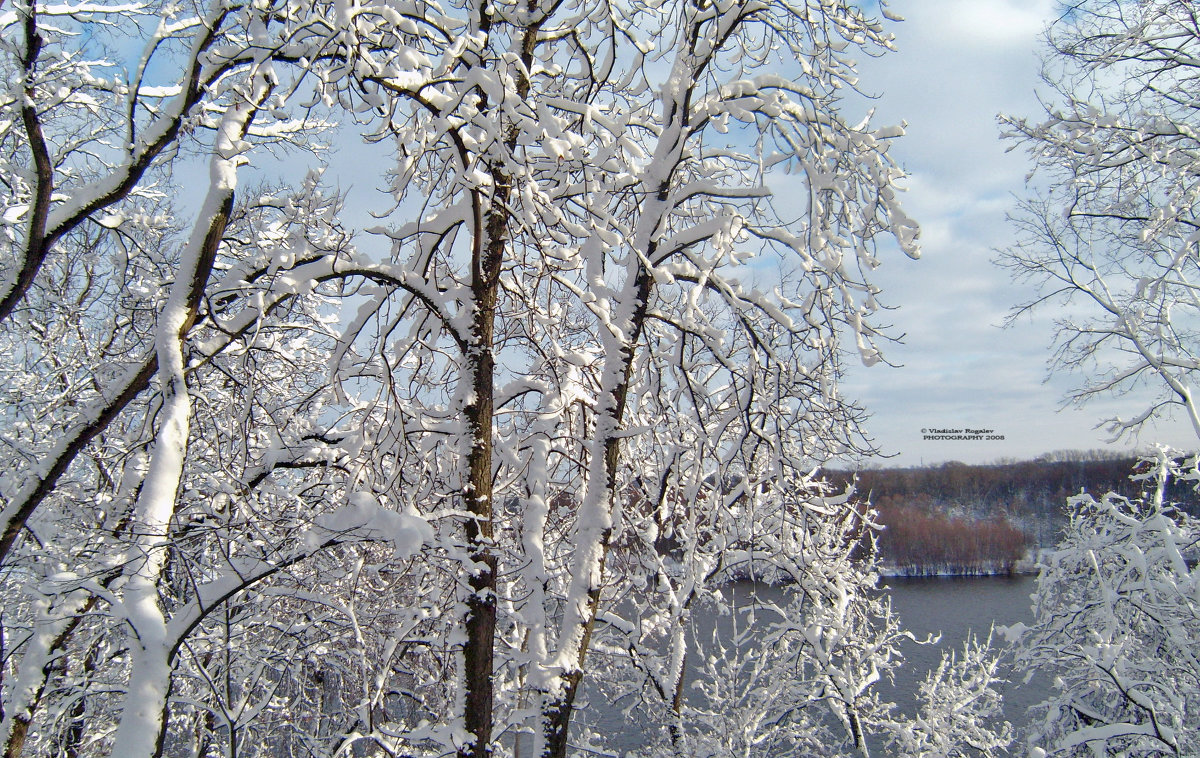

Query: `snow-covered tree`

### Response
(660, 483, 907, 758)
(1000, 9, 1200, 751)
(1000, 0, 1200, 441)
(308, 0, 920, 754)
(1012, 450, 1200, 756)
(0, 0, 926, 755)
(887, 632, 1013, 758)
(0, 2, 404, 755)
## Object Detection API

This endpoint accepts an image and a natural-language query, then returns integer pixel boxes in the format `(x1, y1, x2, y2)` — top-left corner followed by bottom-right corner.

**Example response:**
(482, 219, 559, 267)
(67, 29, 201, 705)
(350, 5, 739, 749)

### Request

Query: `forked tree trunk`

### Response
(541, 267, 654, 758)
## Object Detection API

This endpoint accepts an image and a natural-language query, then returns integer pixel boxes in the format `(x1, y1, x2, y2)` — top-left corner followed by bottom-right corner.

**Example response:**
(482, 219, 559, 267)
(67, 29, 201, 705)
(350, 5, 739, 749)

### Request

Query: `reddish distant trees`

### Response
(873, 504, 1031, 576)
(826, 452, 1200, 575)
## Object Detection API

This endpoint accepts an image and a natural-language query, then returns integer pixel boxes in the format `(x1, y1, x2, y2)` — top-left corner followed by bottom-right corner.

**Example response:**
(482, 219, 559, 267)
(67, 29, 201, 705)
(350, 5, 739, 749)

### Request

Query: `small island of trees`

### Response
(874, 506, 1029, 576)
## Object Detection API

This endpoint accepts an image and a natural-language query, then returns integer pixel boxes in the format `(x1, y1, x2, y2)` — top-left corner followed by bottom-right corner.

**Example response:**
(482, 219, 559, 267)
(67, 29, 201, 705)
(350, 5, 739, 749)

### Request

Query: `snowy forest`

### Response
(0, 0, 1198, 756)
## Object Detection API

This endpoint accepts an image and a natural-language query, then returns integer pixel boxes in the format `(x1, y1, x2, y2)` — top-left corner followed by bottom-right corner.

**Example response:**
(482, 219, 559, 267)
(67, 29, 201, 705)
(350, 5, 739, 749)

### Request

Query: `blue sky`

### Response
(838, 0, 1199, 466)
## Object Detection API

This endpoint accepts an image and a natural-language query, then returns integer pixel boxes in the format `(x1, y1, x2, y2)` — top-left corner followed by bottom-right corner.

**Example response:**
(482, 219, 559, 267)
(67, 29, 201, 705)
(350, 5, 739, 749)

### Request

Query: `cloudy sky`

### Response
(835, 0, 1199, 467)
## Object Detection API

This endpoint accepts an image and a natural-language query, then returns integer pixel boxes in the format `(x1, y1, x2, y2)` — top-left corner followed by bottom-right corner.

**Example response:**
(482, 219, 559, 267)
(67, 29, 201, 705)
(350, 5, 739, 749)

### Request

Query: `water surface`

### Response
(578, 574, 1041, 754)
(880, 575, 1041, 727)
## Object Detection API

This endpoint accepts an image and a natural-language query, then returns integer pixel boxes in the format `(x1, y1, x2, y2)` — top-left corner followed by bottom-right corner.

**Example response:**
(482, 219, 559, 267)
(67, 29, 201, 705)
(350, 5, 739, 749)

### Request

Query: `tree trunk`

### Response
(2, 720, 28, 758)
(847, 708, 870, 758)
(461, 304, 498, 758)
(541, 267, 654, 758)
(458, 134, 508, 758)
(457, 12, 540, 754)
(668, 648, 687, 756)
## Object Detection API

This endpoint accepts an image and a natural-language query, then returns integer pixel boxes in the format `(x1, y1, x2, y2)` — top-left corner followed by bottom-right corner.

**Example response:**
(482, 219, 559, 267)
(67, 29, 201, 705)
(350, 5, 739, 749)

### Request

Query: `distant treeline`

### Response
(870, 505, 1029, 576)
(827, 450, 1199, 574)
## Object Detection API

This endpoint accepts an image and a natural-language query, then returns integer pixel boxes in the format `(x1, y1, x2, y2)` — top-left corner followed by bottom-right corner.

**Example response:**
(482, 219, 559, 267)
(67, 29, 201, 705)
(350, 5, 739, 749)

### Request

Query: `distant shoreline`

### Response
(879, 564, 1039, 579)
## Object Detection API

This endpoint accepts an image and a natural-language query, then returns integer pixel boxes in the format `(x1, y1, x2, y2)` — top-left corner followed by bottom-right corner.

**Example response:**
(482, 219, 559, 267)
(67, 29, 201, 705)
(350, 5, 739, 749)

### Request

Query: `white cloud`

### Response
(839, 1, 1197, 464)
(928, 0, 1060, 50)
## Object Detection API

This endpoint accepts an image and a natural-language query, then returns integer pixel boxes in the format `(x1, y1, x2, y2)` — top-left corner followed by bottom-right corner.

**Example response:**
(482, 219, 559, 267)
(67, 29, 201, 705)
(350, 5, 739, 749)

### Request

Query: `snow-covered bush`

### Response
(650, 483, 904, 757)
(887, 632, 1013, 758)
(1013, 451, 1200, 756)
(607, 474, 1014, 758)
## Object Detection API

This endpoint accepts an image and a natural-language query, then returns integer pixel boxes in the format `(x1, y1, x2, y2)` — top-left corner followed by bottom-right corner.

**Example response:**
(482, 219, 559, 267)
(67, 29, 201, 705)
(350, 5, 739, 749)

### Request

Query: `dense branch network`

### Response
(0, 0, 944, 756)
